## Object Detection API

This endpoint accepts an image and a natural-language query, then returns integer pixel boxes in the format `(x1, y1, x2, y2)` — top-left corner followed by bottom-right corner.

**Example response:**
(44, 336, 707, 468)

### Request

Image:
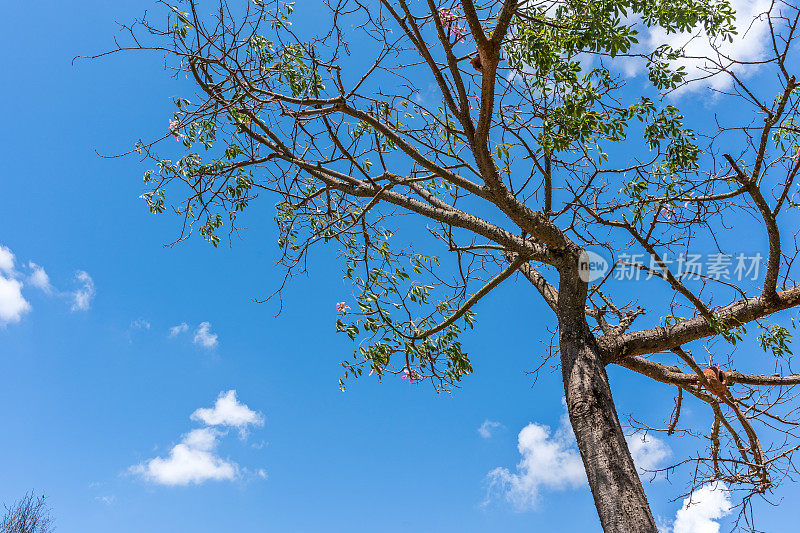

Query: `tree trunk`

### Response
(558, 271, 657, 532)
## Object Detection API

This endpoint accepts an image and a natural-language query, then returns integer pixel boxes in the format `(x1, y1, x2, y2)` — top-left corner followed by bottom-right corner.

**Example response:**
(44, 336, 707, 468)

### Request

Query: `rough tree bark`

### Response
(559, 262, 657, 532)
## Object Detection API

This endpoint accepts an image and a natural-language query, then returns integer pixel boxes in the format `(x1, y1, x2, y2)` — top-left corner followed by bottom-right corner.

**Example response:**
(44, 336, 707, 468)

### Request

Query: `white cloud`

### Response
(130, 428, 238, 486)
(486, 404, 670, 510)
(169, 322, 189, 337)
(95, 495, 115, 505)
(0, 245, 16, 275)
(170, 321, 221, 348)
(626, 432, 671, 475)
(71, 270, 95, 311)
(511, 3, 774, 96)
(478, 419, 502, 439)
(0, 276, 32, 325)
(131, 318, 151, 330)
(0, 245, 93, 322)
(0, 245, 31, 325)
(629, 0, 773, 95)
(486, 413, 586, 510)
(27, 262, 52, 293)
(672, 483, 732, 533)
(131, 390, 264, 487)
(191, 390, 264, 433)
(193, 321, 218, 348)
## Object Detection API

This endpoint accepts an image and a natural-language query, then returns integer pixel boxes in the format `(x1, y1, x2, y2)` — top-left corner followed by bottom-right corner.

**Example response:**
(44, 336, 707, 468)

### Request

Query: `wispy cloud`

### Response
(478, 419, 502, 439)
(130, 318, 151, 330)
(170, 321, 220, 350)
(193, 321, 218, 349)
(131, 390, 264, 487)
(27, 262, 52, 293)
(168, 322, 189, 337)
(0, 244, 96, 324)
(94, 495, 116, 505)
(71, 270, 95, 311)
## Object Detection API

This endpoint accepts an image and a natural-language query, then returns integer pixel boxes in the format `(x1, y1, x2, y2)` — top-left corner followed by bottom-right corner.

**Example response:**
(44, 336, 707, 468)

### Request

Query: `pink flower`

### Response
(460, 94, 480, 110)
(438, 9, 457, 24)
(336, 301, 351, 314)
(401, 367, 421, 384)
(169, 119, 183, 141)
(660, 207, 674, 220)
(450, 24, 467, 42)
(438, 9, 467, 43)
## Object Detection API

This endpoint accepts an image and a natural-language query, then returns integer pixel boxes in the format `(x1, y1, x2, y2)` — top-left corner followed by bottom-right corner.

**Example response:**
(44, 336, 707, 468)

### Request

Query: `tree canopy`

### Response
(102, 0, 800, 530)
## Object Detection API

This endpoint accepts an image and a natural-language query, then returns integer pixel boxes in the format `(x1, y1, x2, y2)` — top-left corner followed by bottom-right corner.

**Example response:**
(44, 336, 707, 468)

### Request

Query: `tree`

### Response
(1, 492, 53, 533)
(100, 0, 800, 530)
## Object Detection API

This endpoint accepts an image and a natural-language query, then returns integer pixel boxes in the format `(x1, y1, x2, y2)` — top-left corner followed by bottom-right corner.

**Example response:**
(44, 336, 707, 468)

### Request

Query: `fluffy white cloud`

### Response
(478, 419, 502, 439)
(131, 390, 265, 487)
(0, 244, 93, 322)
(191, 390, 264, 432)
(71, 270, 95, 311)
(193, 321, 218, 348)
(627, 432, 671, 475)
(486, 413, 586, 510)
(169, 322, 189, 337)
(624, 0, 773, 95)
(27, 262, 52, 293)
(0, 245, 16, 275)
(486, 405, 670, 510)
(131, 428, 238, 486)
(0, 276, 31, 325)
(672, 483, 732, 533)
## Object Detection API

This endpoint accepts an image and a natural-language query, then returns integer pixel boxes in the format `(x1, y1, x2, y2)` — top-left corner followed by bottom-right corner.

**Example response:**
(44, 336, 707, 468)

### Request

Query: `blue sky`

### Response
(1, 1, 799, 532)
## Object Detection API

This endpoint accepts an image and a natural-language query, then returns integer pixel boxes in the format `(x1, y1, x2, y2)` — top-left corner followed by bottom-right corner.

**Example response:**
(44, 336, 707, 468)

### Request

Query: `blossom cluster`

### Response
(169, 118, 185, 141)
(402, 367, 421, 384)
(660, 200, 695, 220)
(439, 9, 467, 42)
